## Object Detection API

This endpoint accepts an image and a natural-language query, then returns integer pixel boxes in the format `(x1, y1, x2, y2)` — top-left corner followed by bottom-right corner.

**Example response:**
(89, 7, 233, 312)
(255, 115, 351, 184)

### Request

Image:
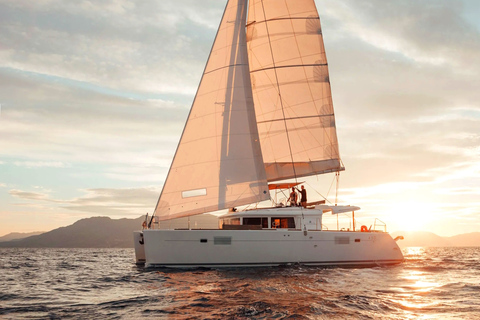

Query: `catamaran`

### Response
(134, 0, 404, 268)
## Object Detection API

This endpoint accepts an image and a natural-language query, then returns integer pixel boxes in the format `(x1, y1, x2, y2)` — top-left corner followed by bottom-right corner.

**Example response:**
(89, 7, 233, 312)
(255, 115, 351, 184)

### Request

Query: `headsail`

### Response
(247, 0, 344, 182)
(154, 0, 270, 221)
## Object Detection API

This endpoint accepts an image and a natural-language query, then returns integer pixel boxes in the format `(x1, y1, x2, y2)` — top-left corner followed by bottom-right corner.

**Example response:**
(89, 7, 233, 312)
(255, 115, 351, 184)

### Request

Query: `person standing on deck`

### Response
(297, 185, 307, 208)
(289, 187, 298, 206)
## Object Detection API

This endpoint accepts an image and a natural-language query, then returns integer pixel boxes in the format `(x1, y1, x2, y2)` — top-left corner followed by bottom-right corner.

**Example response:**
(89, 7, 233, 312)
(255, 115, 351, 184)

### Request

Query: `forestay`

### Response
(154, 0, 270, 221)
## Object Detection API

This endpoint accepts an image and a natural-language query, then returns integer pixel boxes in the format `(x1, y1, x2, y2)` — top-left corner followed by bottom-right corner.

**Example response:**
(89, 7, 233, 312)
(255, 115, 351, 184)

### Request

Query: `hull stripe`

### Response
(146, 259, 404, 267)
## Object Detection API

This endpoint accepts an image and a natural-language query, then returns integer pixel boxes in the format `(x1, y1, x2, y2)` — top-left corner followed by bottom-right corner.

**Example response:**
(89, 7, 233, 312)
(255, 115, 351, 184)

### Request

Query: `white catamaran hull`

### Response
(135, 229, 403, 268)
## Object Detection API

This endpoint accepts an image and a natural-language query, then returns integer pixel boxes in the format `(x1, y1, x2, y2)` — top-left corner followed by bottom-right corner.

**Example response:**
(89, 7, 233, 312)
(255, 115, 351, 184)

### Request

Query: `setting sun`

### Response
(387, 202, 436, 232)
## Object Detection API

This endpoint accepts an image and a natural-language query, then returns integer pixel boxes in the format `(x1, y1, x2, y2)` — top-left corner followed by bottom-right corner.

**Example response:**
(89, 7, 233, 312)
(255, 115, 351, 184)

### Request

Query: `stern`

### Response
(133, 231, 146, 265)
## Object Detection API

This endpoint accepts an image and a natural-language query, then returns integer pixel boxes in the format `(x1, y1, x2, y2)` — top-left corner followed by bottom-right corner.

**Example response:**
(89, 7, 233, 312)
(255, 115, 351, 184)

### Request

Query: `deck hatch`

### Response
(214, 236, 232, 245)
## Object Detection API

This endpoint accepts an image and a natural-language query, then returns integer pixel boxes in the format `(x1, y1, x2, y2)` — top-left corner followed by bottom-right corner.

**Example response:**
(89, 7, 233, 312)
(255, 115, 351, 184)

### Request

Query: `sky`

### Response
(0, 0, 479, 237)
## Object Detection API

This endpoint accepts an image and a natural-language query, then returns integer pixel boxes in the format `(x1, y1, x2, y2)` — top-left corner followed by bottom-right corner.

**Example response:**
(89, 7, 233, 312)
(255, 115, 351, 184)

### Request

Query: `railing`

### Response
(373, 218, 387, 232)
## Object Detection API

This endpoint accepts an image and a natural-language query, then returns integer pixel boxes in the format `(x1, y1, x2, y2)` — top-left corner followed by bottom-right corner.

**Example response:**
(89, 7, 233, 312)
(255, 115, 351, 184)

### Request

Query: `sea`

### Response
(0, 247, 479, 320)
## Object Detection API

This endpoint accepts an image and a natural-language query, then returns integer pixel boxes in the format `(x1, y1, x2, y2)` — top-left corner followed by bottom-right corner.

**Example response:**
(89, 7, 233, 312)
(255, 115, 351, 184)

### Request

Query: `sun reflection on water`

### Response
(389, 247, 445, 318)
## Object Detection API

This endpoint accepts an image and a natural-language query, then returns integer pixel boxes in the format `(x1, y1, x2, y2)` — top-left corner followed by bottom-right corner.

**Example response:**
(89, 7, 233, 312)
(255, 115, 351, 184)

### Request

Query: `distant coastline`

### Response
(0, 216, 478, 248)
(391, 230, 480, 248)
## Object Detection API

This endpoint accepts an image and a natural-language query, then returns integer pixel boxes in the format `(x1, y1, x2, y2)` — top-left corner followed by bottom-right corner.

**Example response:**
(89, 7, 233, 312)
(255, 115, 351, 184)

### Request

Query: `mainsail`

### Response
(247, 0, 344, 182)
(153, 0, 270, 221)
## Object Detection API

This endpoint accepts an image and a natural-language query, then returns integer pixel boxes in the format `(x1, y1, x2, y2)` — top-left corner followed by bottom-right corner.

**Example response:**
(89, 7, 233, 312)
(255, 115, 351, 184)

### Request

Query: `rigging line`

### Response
(259, 0, 298, 185)
(305, 180, 328, 203)
(250, 63, 327, 74)
(335, 171, 340, 206)
(325, 174, 336, 204)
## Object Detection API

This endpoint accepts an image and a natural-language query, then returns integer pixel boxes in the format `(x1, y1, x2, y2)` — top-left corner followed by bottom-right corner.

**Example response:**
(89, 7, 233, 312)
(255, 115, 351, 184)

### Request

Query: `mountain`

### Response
(0, 214, 219, 248)
(391, 231, 480, 248)
(0, 231, 44, 242)
(0, 216, 145, 248)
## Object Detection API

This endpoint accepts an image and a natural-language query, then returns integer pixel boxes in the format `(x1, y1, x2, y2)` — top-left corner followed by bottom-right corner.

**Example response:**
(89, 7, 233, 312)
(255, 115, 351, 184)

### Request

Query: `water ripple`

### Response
(0, 247, 479, 319)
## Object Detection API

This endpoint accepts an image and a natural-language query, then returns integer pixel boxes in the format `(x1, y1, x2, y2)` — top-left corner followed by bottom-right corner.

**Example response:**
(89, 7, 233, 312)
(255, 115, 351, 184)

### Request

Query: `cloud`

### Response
(13, 161, 70, 168)
(0, 0, 224, 95)
(8, 187, 160, 216)
(437, 187, 480, 195)
(9, 189, 49, 201)
(0, 68, 187, 174)
(323, 0, 480, 69)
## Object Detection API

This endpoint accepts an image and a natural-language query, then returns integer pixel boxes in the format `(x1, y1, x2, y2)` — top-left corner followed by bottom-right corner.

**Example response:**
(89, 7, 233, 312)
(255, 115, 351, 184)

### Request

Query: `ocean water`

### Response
(0, 247, 479, 319)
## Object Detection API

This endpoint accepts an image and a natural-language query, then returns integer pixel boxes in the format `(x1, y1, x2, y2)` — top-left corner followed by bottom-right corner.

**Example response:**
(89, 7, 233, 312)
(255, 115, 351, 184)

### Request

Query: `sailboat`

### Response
(134, 0, 404, 268)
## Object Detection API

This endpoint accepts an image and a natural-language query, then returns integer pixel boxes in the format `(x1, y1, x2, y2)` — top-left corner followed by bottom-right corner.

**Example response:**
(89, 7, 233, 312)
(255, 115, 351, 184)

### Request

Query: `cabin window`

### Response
(243, 217, 268, 228)
(271, 217, 295, 229)
(221, 218, 240, 226)
(243, 218, 261, 225)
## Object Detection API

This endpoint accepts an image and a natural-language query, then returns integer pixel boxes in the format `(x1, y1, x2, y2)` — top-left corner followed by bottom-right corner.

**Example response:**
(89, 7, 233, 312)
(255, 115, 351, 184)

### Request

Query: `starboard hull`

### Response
(134, 229, 404, 268)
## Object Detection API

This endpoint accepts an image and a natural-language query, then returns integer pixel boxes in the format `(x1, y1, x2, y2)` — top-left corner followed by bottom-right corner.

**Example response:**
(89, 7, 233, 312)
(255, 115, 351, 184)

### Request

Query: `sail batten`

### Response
(251, 63, 328, 73)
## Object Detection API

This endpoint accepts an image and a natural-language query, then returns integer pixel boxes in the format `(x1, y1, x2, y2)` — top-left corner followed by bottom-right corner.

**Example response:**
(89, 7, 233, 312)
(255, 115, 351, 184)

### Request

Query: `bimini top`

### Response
(316, 205, 361, 214)
(268, 182, 303, 190)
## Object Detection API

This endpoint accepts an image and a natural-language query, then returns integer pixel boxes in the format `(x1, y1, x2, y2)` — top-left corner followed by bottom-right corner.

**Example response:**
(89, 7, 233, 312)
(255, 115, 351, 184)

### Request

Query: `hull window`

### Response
(214, 237, 232, 245)
(335, 237, 350, 244)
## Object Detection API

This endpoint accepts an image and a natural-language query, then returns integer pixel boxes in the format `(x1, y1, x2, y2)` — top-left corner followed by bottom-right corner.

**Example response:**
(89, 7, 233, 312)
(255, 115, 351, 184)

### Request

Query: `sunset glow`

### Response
(1, 0, 479, 237)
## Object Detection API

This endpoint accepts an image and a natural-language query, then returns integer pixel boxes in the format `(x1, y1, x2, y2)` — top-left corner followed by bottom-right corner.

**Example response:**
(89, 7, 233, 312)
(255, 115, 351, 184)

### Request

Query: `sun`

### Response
(387, 201, 434, 232)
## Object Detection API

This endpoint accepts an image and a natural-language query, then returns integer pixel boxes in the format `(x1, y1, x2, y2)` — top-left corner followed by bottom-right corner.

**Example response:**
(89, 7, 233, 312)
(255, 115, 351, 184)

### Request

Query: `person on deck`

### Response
(297, 185, 307, 208)
(289, 187, 298, 206)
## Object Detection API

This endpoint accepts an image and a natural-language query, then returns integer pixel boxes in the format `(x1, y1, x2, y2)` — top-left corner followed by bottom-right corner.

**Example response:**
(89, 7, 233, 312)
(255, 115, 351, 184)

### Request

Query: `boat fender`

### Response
(360, 225, 368, 232)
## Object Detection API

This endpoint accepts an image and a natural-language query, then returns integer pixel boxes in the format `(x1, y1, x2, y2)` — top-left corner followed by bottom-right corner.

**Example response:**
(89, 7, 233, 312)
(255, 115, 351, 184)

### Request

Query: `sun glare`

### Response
(388, 202, 434, 232)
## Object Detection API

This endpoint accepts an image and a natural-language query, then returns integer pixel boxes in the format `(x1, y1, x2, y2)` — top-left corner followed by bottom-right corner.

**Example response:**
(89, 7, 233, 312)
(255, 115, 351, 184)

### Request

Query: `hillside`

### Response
(0, 214, 219, 248)
(391, 231, 480, 248)
(0, 216, 145, 248)
(0, 231, 44, 242)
